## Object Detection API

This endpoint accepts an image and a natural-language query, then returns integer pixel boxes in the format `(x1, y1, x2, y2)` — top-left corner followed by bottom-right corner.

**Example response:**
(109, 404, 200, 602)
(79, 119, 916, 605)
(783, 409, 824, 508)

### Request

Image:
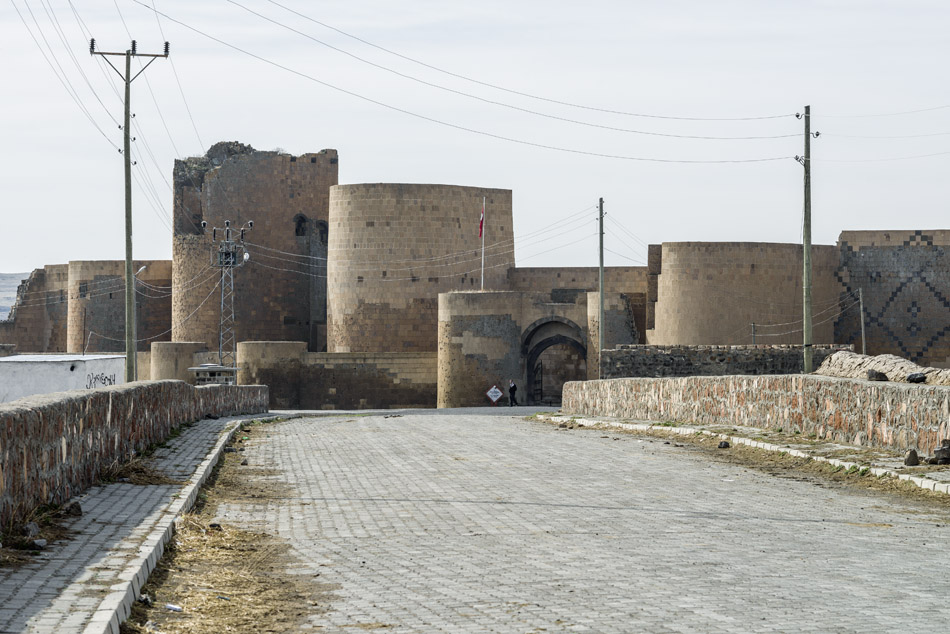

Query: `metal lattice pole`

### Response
(206, 219, 252, 368)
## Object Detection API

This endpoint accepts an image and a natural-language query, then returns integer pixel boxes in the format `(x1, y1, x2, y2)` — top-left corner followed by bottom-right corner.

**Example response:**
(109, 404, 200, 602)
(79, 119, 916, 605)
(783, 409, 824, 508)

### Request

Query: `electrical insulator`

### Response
(131, 40, 137, 54)
(89, 38, 95, 54)
(164, 41, 170, 56)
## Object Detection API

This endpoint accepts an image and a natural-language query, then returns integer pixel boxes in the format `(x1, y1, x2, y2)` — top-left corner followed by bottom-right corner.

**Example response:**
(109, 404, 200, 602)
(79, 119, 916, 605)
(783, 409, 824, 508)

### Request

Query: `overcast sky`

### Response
(2, 0, 949, 274)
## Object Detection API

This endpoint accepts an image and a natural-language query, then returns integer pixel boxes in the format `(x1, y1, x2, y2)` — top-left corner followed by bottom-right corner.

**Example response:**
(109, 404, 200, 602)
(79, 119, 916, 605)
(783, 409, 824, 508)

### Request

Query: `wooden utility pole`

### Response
(800, 105, 814, 374)
(858, 287, 867, 355)
(598, 197, 605, 377)
(91, 39, 169, 382)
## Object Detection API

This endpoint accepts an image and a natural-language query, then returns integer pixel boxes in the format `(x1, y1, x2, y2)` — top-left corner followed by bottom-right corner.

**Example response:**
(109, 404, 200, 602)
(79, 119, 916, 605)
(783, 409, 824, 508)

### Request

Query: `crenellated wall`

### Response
(0, 380, 269, 528)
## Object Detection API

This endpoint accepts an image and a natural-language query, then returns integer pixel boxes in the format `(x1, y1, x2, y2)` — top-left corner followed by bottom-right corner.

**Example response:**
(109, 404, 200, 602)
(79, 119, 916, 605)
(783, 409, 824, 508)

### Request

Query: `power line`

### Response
(814, 150, 950, 163)
(149, 0, 204, 149)
(822, 131, 950, 139)
(11, 0, 118, 150)
(226, 0, 797, 141)
(819, 104, 950, 119)
(262, 0, 797, 123)
(129, 0, 795, 165)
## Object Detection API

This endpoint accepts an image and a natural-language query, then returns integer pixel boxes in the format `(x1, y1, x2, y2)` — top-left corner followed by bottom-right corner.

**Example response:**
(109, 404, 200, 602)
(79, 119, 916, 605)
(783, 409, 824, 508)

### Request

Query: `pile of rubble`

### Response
(815, 351, 950, 385)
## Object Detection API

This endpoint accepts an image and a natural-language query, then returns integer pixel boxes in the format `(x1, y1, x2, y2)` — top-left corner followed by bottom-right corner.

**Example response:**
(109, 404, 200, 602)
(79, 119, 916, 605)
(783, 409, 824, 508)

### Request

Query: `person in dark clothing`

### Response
(508, 379, 518, 406)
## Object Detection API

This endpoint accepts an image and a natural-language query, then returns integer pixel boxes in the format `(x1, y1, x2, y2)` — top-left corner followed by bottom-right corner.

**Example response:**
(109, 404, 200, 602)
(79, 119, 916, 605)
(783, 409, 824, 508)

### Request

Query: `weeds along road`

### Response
(130, 408, 950, 633)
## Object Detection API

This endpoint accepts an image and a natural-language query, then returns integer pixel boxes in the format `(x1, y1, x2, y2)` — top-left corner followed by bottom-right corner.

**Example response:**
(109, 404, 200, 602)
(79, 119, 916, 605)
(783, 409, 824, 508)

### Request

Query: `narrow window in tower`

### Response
(294, 214, 310, 237)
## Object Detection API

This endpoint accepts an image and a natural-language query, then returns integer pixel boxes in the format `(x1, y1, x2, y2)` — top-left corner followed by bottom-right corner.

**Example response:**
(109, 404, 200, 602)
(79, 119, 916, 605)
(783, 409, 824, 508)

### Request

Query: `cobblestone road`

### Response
(216, 410, 950, 633)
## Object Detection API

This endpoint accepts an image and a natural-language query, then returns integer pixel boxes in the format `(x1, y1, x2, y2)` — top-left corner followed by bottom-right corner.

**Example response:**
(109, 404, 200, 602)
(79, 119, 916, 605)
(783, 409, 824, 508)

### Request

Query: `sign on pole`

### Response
(486, 384, 503, 406)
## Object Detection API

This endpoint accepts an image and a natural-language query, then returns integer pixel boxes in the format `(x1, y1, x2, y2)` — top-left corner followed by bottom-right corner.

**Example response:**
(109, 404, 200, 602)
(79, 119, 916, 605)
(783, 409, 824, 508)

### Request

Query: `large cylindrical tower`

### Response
(648, 242, 839, 345)
(327, 183, 513, 353)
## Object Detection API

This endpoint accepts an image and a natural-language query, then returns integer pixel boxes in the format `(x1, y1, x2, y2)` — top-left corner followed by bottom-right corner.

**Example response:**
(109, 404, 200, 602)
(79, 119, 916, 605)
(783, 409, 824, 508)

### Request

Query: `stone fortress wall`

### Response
(437, 290, 639, 408)
(835, 230, 950, 368)
(65, 260, 172, 354)
(172, 142, 338, 352)
(327, 183, 514, 353)
(0, 264, 68, 353)
(4, 141, 950, 407)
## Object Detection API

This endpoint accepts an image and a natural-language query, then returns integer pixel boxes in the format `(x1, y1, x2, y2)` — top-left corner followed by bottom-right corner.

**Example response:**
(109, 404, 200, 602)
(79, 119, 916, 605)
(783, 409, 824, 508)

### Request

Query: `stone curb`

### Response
(539, 414, 950, 497)
(81, 415, 256, 634)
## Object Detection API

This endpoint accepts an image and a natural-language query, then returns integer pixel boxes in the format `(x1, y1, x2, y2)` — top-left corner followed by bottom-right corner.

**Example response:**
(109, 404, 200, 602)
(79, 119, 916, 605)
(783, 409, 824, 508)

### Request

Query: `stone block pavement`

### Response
(0, 413, 260, 634)
(215, 408, 950, 633)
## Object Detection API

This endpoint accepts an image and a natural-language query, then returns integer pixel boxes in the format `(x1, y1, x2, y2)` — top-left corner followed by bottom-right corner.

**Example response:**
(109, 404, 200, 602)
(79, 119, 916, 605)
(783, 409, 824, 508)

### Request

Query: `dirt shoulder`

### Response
(121, 420, 335, 634)
(538, 414, 950, 512)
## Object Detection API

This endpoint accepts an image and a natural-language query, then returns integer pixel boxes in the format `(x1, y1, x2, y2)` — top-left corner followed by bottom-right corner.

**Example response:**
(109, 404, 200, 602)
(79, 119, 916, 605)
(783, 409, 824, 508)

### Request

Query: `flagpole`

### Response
(481, 196, 486, 290)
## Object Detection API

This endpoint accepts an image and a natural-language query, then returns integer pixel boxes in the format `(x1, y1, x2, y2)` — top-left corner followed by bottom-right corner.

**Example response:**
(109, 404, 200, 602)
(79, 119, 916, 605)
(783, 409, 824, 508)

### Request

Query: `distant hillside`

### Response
(0, 273, 28, 321)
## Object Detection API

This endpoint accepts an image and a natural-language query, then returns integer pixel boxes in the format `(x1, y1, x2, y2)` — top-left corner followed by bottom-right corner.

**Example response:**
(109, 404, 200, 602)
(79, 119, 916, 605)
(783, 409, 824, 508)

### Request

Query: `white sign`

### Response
(486, 385, 503, 404)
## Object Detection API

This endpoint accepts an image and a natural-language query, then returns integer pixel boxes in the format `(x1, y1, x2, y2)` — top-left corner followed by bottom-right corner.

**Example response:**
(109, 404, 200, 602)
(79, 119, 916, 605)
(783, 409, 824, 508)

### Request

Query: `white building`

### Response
(0, 354, 126, 403)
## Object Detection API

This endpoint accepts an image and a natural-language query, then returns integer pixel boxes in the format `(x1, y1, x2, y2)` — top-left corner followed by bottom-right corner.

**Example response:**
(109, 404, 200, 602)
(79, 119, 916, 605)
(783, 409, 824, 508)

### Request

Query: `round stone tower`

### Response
(327, 183, 514, 353)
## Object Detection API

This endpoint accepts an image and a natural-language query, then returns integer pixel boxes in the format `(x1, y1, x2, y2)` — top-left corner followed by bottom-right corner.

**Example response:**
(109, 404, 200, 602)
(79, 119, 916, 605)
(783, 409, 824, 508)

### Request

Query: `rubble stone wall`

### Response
(0, 380, 268, 527)
(562, 374, 950, 454)
(602, 344, 851, 379)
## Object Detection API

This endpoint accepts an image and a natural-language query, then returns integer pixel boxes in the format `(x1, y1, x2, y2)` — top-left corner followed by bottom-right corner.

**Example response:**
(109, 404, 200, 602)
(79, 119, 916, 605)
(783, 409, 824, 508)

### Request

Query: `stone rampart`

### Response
(237, 341, 436, 409)
(602, 344, 851, 379)
(836, 230, 950, 367)
(65, 260, 172, 354)
(0, 380, 268, 528)
(562, 375, 950, 455)
(0, 265, 68, 353)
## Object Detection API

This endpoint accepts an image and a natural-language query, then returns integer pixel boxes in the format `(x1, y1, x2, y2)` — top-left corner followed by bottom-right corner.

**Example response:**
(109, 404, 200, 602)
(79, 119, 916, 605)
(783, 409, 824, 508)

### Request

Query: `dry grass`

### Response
(121, 421, 335, 633)
(0, 504, 74, 569)
(567, 419, 950, 509)
(98, 457, 184, 487)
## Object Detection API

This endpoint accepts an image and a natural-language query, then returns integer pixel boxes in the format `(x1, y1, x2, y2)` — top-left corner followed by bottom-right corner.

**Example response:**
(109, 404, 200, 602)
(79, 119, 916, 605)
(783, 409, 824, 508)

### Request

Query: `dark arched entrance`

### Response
(521, 318, 587, 406)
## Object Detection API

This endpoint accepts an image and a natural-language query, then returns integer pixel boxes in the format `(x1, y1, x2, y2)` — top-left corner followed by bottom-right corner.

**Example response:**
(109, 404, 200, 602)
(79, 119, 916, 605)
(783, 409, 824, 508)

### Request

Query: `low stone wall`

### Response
(563, 375, 950, 455)
(1, 380, 268, 528)
(601, 344, 851, 379)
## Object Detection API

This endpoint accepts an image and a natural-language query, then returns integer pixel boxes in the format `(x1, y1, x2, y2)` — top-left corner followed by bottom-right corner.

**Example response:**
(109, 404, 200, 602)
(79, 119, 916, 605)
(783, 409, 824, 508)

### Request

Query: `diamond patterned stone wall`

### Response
(836, 230, 950, 367)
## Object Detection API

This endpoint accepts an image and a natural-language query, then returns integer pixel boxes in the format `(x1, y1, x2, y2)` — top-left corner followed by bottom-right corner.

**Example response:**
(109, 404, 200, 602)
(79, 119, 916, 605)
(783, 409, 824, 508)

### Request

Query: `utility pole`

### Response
(91, 39, 169, 382)
(858, 287, 867, 355)
(206, 219, 253, 367)
(598, 197, 605, 378)
(796, 106, 819, 374)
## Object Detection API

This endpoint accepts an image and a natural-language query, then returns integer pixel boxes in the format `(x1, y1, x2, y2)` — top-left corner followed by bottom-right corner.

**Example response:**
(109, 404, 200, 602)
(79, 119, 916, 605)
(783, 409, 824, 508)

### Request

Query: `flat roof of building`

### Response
(0, 354, 125, 363)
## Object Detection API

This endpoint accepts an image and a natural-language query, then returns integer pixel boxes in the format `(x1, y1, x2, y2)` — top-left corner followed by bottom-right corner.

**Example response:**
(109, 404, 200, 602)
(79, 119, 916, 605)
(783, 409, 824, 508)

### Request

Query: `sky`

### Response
(2, 0, 950, 274)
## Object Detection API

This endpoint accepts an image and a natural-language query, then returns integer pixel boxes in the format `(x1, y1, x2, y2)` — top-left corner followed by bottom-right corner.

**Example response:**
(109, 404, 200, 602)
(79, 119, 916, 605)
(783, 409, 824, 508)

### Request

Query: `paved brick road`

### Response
(216, 410, 950, 633)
